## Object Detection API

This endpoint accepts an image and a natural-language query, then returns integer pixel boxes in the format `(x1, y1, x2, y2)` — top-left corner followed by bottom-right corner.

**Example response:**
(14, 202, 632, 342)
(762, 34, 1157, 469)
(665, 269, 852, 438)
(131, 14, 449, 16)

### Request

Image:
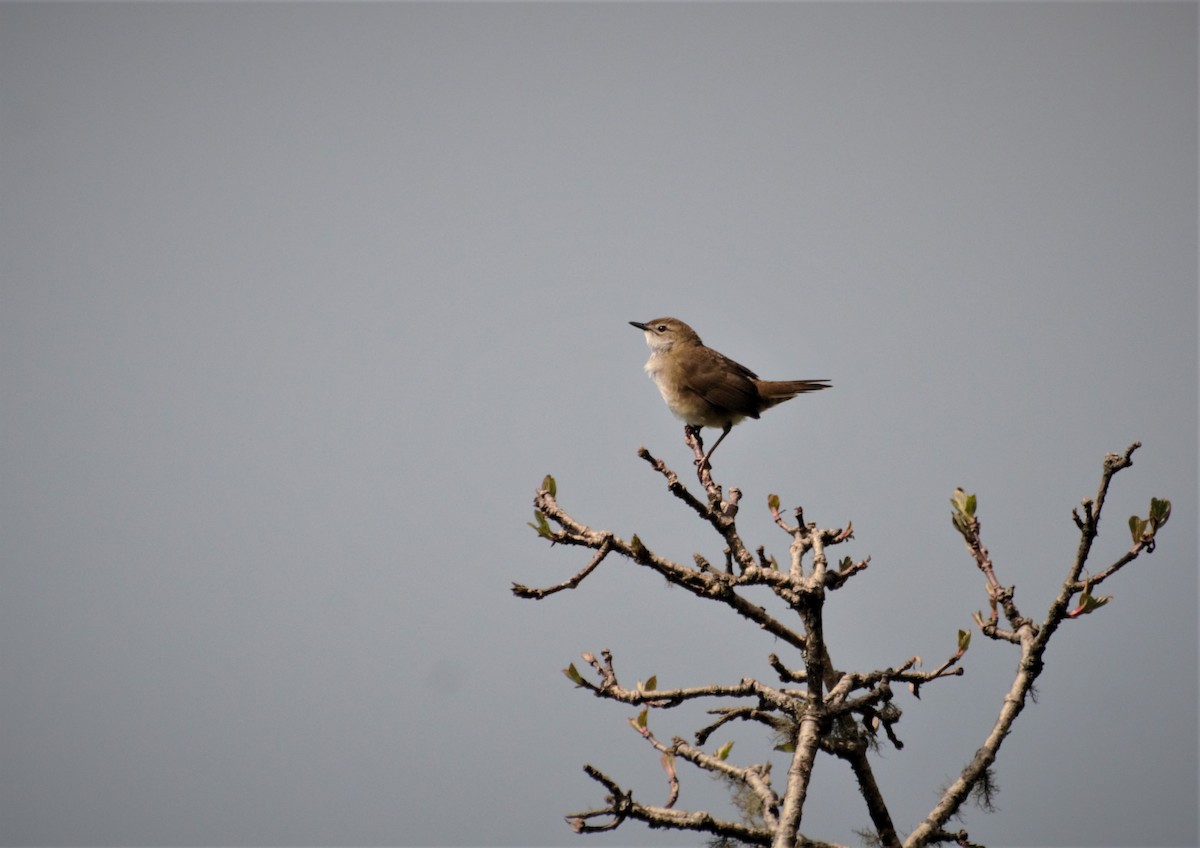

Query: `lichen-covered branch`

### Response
(908, 442, 1168, 847)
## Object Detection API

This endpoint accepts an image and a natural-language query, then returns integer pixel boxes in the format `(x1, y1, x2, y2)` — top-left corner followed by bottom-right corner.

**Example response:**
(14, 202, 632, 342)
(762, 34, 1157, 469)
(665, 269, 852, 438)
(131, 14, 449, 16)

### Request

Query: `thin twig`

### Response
(511, 538, 613, 598)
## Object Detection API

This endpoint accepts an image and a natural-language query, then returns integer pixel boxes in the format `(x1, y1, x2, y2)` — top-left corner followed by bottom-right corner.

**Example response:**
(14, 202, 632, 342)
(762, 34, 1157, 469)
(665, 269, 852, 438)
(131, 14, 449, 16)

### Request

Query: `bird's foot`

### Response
(683, 425, 707, 466)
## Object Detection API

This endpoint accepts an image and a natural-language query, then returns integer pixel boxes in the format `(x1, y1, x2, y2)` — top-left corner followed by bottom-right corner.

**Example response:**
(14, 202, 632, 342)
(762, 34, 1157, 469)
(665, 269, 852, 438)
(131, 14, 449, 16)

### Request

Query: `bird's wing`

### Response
(683, 348, 762, 420)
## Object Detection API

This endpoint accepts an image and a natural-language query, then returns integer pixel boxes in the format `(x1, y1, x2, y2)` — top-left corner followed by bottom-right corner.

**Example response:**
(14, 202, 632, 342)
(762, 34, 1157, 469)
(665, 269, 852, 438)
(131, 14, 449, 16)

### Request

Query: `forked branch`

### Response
(516, 438, 1167, 848)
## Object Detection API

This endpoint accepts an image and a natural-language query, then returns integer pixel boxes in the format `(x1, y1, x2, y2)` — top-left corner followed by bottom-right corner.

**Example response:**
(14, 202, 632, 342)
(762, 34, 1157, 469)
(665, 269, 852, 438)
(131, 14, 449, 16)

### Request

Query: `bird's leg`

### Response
(698, 423, 732, 470)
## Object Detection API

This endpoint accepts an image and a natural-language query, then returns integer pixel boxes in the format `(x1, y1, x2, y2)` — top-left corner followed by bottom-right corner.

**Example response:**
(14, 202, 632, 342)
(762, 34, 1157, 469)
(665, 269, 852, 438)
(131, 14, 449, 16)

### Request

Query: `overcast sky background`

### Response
(1, 3, 1196, 847)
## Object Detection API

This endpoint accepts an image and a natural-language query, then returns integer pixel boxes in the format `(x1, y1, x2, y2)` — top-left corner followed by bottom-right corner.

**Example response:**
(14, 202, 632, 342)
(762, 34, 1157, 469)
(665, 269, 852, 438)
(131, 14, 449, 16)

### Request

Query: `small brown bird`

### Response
(630, 317, 830, 466)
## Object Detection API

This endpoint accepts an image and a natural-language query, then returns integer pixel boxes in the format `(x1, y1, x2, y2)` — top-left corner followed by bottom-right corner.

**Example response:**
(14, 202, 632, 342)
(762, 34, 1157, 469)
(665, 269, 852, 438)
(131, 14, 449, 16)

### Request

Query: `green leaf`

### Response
(715, 741, 734, 761)
(1129, 515, 1146, 544)
(1074, 587, 1112, 616)
(528, 510, 552, 539)
(774, 741, 796, 753)
(563, 663, 583, 685)
(643, 675, 657, 692)
(635, 708, 648, 729)
(957, 629, 971, 654)
(767, 493, 781, 513)
(1150, 497, 1171, 527)
(950, 489, 977, 519)
(542, 474, 557, 497)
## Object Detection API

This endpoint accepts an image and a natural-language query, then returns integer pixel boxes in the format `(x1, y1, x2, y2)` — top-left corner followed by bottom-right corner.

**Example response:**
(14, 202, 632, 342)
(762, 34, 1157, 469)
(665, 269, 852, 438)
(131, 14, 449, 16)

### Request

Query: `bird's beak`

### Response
(629, 321, 648, 331)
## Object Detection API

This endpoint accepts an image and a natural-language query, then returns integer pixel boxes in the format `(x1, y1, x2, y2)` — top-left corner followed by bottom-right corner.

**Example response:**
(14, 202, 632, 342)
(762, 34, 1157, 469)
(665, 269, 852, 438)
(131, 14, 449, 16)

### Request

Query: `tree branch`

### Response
(909, 442, 1154, 847)
(519, 437, 1165, 848)
(511, 537, 612, 598)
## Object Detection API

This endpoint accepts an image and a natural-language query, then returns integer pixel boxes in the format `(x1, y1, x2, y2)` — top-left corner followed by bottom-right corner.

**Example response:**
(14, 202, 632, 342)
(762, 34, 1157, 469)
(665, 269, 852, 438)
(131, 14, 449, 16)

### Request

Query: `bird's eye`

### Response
(656, 324, 667, 332)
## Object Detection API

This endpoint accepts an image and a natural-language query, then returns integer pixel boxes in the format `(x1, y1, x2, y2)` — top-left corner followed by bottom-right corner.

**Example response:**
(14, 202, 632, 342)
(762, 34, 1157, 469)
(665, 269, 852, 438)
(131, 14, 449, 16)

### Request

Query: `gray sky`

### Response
(2, 2, 1196, 846)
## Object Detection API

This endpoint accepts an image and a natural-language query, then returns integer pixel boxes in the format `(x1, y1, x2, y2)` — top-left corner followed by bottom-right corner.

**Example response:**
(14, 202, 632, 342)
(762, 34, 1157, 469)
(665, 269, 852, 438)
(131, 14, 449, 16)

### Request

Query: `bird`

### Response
(630, 317, 830, 467)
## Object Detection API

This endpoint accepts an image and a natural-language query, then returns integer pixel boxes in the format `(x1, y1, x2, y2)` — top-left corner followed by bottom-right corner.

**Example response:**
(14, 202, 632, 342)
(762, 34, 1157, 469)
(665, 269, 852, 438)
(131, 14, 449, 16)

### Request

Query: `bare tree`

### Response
(513, 434, 1171, 848)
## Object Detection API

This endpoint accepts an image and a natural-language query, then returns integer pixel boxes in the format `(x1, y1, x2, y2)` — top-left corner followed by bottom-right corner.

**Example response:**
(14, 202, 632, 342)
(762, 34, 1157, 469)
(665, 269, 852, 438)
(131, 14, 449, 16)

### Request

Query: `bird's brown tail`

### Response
(756, 379, 832, 407)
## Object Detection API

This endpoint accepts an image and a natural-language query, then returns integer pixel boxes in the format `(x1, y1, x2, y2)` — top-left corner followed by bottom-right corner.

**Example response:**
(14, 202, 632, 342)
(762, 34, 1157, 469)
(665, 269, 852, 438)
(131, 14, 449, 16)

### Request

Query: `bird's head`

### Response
(629, 317, 702, 353)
